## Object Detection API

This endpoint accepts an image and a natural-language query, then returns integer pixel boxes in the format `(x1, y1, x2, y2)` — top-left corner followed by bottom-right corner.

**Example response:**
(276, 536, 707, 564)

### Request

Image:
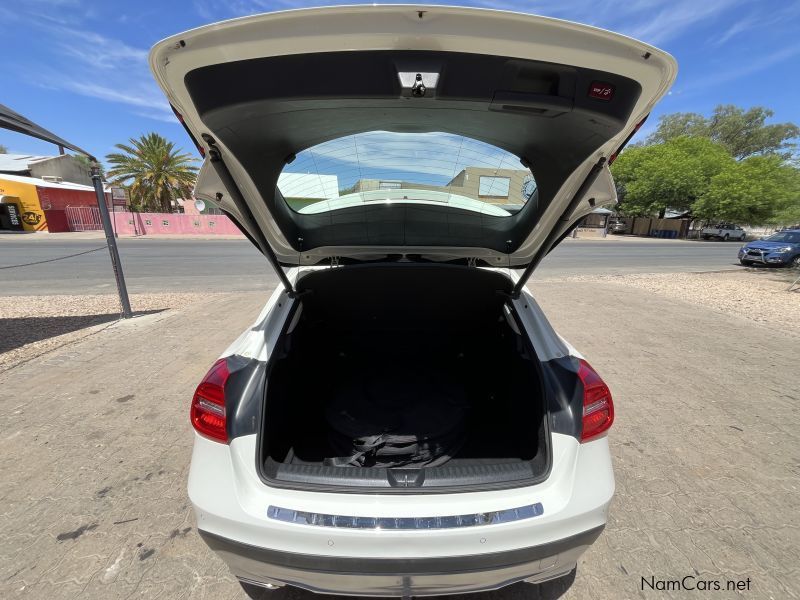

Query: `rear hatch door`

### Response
(150, 5, 675, 270)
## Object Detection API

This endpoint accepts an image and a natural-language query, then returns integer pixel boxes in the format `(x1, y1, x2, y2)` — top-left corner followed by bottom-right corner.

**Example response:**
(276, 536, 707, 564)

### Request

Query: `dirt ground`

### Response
(544, 268, 799, 334)
(0, 271, 798, 599)
(0, 293, 214, 372)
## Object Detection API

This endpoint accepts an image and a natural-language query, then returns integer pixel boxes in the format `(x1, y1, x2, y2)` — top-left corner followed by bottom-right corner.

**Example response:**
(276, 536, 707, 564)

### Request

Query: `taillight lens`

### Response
(191, 359, 229, 443)
(578, 360, 614, 442)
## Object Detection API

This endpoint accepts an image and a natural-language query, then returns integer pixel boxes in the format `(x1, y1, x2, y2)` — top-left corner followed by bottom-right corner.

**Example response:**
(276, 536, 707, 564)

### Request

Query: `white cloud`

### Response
(58, 80, 170, 113)
(712, 15, 758, 46)
(190, 0, 744, 46)
(682, 43, 800, 93)
(287, 132, 524, 188)
(50, 27, 148, 68)
(132, 110, 181, 124)
(4, 0, 174, 124)
(24, 25, 173, 121)
(194, 0, 278, 20)
(618, 0, 737, 44)
(710, 3, 800, 47)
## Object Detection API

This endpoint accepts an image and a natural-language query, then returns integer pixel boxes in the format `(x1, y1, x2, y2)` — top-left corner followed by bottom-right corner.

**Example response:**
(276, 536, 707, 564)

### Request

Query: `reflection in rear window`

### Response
(277, 131, 536, 217)
(479, 176, 511, 197)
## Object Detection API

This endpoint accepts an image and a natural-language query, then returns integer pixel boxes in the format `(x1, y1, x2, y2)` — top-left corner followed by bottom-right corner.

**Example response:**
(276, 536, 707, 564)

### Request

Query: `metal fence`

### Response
(65, 206, 102, 231)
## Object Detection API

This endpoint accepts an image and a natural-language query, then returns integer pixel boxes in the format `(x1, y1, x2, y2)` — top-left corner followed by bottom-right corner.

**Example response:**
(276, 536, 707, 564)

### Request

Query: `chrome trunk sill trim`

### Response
(267, 503, 544, 530)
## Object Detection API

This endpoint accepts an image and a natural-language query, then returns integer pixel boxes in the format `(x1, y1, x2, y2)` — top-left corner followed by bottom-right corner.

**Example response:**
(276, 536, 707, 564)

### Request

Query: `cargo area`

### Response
(258, 264, 551, 491)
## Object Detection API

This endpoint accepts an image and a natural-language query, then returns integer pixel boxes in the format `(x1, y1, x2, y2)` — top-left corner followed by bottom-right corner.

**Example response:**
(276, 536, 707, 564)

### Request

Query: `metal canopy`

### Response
(0, 103, 95, 160)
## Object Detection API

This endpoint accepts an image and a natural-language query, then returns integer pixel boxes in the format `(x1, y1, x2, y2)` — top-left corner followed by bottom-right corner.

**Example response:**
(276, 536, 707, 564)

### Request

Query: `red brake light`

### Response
(191, 359, 229, 442)
(578, 360, 614, 442)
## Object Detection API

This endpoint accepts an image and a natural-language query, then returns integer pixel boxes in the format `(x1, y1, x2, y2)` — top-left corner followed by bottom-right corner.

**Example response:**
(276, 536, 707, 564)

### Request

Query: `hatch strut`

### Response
(510, 157, 607, 299)
(204, 136, 299, 297)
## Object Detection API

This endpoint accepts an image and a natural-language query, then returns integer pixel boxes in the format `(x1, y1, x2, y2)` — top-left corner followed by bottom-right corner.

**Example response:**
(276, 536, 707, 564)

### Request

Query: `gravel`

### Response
(0, 293, 215, 372)
(540, 269, 800, 334)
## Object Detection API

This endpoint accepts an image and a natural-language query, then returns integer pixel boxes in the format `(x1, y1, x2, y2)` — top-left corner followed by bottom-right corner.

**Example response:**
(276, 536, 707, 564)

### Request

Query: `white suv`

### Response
(150, 5, 675, 596)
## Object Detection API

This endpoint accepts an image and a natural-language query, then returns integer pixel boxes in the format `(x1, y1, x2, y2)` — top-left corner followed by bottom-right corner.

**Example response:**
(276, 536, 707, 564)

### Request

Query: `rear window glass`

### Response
(277, 132, 535, 217)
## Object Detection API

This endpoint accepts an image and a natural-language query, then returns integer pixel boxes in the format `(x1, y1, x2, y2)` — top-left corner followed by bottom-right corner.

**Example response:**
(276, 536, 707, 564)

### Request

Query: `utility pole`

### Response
(0, 103, 133, 317)
(90, 165, 132, 318)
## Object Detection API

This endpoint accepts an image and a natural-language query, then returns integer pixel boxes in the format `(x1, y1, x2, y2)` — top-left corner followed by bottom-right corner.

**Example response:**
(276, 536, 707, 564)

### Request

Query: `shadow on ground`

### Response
(739, 264, 800, 288)
(0, 310, 166, 353)
(241, 570, 577, 600)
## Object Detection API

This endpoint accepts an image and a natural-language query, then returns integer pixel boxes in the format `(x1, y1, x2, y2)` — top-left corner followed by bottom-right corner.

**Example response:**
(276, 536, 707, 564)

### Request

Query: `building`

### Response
(348, 167, 533, 206)
(580, 207, 613, 228)
(0, 172, 108, 232)
(445, 167, 532, 205)
(0, 153, 93, 186)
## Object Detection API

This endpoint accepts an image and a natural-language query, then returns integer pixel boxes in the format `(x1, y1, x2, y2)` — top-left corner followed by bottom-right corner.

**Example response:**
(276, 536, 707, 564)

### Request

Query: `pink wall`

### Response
(111, 212, 243, 236)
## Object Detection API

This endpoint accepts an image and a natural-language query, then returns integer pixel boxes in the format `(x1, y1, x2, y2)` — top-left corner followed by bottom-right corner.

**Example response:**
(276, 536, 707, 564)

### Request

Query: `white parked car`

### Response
(150, 5, 675, 597)
(701, 223, 747, 241)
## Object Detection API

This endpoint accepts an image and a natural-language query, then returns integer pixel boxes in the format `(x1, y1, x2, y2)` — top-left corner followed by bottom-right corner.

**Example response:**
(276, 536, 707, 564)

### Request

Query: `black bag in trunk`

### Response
(323, 364, 468, 468)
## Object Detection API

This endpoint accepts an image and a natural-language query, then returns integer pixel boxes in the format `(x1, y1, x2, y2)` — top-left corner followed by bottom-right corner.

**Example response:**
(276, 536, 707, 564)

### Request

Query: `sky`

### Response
(1, 0, 799, 164)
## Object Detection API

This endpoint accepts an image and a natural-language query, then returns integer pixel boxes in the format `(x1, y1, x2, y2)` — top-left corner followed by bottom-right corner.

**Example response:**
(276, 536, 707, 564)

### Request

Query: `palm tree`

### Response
(106, 133, 198, 212)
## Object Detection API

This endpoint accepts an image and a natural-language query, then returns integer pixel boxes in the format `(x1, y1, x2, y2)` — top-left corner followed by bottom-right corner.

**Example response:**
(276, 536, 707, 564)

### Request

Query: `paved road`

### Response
(1, 282, 796, 599)
(0, 236, 744, 295)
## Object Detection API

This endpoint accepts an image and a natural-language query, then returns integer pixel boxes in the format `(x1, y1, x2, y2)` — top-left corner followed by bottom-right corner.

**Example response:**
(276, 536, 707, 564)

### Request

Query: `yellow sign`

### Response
(0, 177, 47, 231)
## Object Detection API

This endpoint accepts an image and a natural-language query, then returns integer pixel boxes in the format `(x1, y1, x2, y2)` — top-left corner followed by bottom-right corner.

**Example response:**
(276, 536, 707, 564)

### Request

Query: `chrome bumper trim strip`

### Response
(267, 503, 544, 530)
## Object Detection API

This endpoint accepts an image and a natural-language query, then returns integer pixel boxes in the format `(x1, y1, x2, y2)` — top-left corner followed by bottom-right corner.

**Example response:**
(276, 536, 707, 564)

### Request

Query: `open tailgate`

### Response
(150, 5, 676, 271)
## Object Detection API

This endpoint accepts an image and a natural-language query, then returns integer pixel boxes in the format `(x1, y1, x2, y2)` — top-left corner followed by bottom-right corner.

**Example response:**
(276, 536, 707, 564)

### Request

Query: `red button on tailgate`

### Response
(588, 82, 615, 101)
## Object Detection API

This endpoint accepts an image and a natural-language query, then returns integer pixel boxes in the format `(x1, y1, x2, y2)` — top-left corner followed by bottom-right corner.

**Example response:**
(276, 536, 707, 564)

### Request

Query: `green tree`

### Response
(645, 112, 709, 145)
(72, 153, 104, 177)
(0, 143, 7, 153)
(612, 137, 733, 217)
(773, 200, 800, 226)
(693, 156, 800, 224)
(106, 133, 198, 212)
(646, 105, 799, 159)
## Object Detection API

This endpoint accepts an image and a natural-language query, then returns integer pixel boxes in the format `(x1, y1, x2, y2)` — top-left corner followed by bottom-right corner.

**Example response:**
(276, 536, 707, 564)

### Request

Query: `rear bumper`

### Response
(189, 433, 614, 594)
(190, 433, 613, 554)
(199, 525, 603, 596)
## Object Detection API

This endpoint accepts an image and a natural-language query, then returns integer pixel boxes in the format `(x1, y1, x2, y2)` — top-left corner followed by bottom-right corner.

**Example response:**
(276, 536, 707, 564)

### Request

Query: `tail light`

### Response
(578, 360, 614, 442)
(191, 359, 229, 442)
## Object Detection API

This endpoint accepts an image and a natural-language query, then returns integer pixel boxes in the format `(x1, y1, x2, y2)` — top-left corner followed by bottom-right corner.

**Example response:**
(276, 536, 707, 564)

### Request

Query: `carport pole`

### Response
(91, 165, 132, 318)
